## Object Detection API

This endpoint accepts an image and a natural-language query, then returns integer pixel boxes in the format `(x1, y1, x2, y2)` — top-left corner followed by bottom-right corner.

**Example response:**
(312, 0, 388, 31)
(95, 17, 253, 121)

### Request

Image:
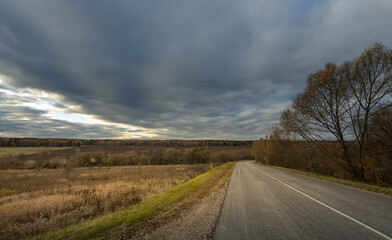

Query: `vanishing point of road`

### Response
(214, 161, 392, 240)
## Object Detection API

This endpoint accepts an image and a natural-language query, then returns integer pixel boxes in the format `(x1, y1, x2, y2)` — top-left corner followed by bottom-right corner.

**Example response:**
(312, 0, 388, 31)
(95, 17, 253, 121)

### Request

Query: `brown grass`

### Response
(0, 147, 72, 157)
(30, 145, 251, 158)
(0, 164, 213, 239)
(0, 145, 252, 169)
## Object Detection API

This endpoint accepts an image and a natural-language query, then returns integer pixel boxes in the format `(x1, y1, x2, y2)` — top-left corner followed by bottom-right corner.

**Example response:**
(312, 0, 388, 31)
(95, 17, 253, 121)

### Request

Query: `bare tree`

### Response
(281, 43, 392, 178)
(347, 43, 392, 178)
(36, 147, 51, 168)
(367, 107, 392, 154)
(281, 62, 355, 174)
(252, 137, 268, 164)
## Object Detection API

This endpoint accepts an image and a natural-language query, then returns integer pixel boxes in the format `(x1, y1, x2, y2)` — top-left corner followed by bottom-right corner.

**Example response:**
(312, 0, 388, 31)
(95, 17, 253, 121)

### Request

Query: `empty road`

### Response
(214, 161, 392, 240)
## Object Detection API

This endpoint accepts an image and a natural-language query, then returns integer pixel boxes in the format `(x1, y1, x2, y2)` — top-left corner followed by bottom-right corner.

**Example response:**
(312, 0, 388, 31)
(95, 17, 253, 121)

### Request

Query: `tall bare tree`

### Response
(281, 62, 355, 174)
(281, 43, 392, 178)
(347, 43, 392, 178)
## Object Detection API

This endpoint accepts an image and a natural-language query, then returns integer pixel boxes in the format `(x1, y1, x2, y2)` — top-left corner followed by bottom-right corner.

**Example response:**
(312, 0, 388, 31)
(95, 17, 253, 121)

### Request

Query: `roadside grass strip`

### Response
(32, 162, 235, 240)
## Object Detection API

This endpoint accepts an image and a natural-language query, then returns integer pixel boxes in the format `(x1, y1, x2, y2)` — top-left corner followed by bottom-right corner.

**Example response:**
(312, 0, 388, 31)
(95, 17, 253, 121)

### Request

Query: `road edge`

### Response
(256, 162, 392, 196)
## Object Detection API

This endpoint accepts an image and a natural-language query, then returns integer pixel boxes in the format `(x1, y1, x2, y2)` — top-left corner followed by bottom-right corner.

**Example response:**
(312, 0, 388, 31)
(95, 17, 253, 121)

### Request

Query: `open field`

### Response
(34, 145, 251, 158)
(0, 145, 252, 169)
(0, 164, 214, 240)
(0, 147, 72, 157)
(34, 162, 235, 240)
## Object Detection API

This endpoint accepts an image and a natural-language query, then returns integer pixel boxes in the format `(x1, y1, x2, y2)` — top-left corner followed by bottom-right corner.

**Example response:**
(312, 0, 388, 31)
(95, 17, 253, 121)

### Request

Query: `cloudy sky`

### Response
(0, 0, 391, 140)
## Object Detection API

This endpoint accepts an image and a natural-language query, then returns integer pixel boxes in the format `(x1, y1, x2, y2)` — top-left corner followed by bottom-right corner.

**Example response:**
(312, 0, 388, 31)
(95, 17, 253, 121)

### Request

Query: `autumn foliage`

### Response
(253, 43, 392, 186)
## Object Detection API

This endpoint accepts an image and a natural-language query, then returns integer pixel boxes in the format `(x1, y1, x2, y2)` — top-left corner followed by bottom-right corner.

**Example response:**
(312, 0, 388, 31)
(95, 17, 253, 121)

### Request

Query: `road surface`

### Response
(214, 161, 392, 240)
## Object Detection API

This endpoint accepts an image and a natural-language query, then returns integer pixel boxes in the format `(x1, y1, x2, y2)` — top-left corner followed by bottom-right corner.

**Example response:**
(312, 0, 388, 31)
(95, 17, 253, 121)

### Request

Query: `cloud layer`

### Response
(0, 0, 392, 139)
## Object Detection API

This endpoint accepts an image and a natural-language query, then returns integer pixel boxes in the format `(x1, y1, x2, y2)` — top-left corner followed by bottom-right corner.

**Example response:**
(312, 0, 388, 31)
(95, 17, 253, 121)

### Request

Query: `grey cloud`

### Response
(0, 101, 130, 139)
(0, 0, 392, 139)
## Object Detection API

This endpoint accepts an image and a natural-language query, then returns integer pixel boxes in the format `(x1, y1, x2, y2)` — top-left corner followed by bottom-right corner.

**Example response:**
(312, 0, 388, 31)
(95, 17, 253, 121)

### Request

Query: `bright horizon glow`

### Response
(0, 79, 163, 139)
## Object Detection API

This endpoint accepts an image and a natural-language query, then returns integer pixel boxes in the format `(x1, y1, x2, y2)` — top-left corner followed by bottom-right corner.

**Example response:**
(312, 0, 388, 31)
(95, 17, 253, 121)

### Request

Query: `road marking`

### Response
(255, 166, 392, 240)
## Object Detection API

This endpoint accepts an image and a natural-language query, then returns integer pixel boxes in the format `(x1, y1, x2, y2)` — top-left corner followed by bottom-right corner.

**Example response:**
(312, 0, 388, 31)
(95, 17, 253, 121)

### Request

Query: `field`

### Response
(0, 145, 252, 169)
(0, 164, 213, 239)
(35, 162, 235, 240)
(0, 147, 72, 157)
(0, 144, 250, 238)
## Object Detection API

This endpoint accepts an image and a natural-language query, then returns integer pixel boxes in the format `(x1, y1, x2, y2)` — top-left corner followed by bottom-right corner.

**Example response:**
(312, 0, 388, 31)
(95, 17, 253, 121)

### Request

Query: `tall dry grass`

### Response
(0, 164, 212, 239)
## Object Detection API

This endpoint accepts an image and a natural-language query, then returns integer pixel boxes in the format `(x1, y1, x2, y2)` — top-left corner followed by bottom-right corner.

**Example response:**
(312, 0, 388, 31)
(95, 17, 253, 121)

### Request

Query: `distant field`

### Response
(0, 145, 252, 169)
(78, 145, 252, 153)
(0, 147, 73, 157)
(0, 145, 251, 157)
(0, 164, 213, 239)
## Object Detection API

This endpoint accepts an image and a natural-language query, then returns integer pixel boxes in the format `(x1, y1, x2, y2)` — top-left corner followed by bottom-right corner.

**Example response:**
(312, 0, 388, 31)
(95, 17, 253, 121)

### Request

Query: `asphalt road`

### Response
(214, 161, 392, 240)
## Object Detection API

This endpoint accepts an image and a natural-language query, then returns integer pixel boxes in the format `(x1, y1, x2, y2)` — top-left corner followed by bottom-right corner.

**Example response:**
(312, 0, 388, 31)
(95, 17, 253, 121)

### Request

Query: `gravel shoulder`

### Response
(139, 180, 230, 240)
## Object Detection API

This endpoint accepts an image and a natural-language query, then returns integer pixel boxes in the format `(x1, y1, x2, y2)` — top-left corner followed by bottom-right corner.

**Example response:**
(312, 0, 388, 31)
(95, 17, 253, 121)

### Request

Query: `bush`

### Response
(0, 154, 24, 169)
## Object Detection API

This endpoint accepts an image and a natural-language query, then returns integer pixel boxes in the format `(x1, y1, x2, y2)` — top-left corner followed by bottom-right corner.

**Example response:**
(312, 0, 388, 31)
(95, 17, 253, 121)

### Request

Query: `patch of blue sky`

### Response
(47, 111, 97, 125)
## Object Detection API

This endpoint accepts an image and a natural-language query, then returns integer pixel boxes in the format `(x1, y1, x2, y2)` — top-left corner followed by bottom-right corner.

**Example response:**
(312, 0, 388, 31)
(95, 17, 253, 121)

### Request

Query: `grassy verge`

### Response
(260, 163, 392, 196)
(32, 162, 235, 240)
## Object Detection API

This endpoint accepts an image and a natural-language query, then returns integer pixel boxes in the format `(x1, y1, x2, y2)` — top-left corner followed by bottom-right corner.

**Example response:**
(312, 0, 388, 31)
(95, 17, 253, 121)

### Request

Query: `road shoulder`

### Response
(142, 180, 230, 240)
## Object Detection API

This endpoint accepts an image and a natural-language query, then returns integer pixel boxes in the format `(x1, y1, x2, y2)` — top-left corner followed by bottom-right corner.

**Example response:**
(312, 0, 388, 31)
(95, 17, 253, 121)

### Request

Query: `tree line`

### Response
(252, 43, 392, 186)
(0, 138, 252, 148)
(0, 147, 253, 169)
(75, 148, 252, 167)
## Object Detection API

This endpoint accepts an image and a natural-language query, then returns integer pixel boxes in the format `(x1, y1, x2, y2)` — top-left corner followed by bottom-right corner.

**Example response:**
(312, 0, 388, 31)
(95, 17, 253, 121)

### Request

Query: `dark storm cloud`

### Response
(0, 0, 392, 139)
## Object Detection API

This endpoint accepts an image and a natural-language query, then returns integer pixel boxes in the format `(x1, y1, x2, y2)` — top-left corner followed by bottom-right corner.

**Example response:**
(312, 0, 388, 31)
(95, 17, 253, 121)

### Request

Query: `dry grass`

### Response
(33, 162, 235, 240)
(0, 147, 71, 157)
(0, 164, 213, 239)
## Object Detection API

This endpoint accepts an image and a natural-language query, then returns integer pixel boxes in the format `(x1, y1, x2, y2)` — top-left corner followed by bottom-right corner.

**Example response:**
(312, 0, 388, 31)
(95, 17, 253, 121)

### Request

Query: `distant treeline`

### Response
(0, 138, 252, 148)
(0, 147, 253, 169)
(252, 43, 392, 186)
(75, 148, 252, 167)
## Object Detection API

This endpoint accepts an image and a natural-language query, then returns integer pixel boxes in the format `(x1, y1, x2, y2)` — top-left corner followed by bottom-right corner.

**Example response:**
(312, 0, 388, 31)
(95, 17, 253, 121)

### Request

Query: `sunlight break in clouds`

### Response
(0, 79, 163, 139)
